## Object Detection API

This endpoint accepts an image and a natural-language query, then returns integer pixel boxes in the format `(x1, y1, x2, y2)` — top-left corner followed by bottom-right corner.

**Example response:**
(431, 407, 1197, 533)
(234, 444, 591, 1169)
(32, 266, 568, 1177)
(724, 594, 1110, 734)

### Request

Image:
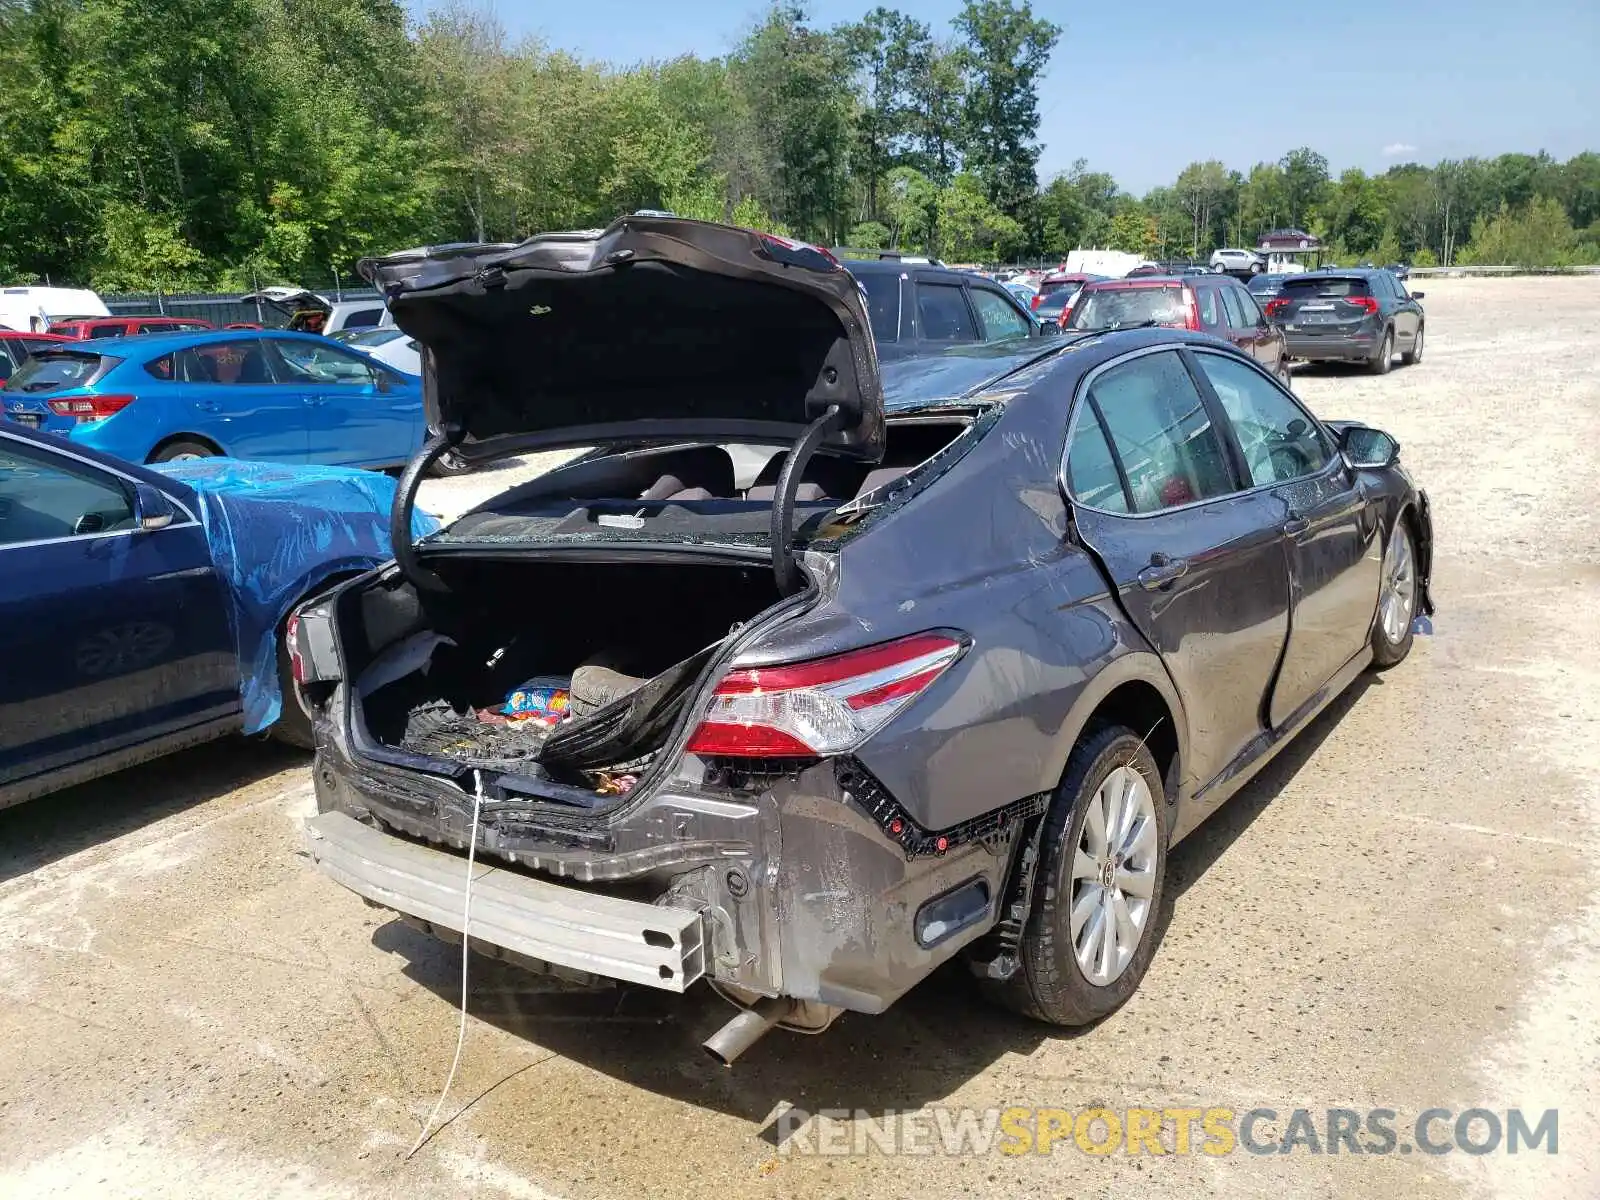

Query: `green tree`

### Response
(1459, 197, 1578, 267)
(837, 8, 931, 221)
(1279, 147, 1330, 229)
(952, 0, 1058, 222)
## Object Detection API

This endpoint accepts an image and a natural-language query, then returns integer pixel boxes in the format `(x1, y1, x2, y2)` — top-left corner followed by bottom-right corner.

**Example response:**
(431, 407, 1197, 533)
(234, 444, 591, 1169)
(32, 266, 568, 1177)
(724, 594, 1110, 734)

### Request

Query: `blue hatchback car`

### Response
(1, 329, 424, 467)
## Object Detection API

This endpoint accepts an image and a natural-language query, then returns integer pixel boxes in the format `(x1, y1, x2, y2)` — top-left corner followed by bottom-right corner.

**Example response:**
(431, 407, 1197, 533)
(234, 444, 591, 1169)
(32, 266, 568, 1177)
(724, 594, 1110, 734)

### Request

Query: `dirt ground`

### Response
(2, 276, 1598, 1199)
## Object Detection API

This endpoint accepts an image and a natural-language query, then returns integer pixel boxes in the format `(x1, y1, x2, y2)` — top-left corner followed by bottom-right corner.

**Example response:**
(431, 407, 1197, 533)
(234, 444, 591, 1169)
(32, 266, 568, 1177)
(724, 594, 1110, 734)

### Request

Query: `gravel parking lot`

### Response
(2, 277, 1597, 1200)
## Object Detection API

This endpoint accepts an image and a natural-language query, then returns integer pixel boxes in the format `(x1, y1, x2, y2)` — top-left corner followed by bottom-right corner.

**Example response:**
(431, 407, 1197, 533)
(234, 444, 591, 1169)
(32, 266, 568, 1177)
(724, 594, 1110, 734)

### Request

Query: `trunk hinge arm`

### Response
(771, 403, 844, 596)
(390, 428, 460, 593)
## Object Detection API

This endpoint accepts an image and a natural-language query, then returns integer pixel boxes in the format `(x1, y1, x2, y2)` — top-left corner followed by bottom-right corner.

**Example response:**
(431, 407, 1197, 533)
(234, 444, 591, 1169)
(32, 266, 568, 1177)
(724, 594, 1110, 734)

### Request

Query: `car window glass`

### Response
(3, 353, 103, 394)
(1217, 286, 1249, 329)
(1194, 352, 1333, 485)
(1234, 288, 1263, 323)
(1281, 276, 1370, 299)
(1067, 285, 1186, 331)
(176, 339, 275, 385)
(1195, 286, 1224, 331)
(1086, 351, 1235, 512)
(855, 272, 902, 343)
(144, 353, 176, 381)
(340, 308, 383, 330)
(0, 437, 137, 545)
(916, 283, 977, 341)
(969, 287, 1031, 342)
(84, 324, 122, 339)
(1065, 408, 1129, 513)
(274, 340, 378, 385)
(0, 343, 16, 383)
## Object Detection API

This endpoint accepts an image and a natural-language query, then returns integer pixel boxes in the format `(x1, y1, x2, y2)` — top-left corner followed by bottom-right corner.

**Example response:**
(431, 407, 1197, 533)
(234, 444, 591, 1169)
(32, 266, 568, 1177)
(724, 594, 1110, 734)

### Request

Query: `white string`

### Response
(404, 768, 485, 1160)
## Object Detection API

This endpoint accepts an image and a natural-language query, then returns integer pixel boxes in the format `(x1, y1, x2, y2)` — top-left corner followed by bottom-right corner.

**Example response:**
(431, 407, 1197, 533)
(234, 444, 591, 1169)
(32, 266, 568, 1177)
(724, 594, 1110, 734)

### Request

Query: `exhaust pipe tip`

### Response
(702, 997, 794, 1067)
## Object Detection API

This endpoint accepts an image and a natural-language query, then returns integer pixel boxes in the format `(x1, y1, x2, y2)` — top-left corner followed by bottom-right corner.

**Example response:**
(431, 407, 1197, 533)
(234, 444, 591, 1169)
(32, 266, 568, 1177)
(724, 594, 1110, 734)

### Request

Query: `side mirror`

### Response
(1409, 291, 1425, 300)
(1339, 426, 1400, 469)
(135, 483, 176, 531)
(1040, 322, 1061, 337)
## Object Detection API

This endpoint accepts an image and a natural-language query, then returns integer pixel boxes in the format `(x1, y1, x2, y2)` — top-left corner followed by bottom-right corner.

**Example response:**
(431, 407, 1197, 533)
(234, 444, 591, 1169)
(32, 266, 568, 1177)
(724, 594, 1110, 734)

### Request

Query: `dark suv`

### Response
(846, 257, 1043, 359)
(1264, 268, 1425, 374)
(1065, 274, 1290, 387)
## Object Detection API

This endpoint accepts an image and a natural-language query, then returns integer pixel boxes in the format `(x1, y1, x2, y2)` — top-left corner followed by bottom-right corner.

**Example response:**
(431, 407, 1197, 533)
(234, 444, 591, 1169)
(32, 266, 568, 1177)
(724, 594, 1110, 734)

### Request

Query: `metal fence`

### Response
(100, 286, 382, 327)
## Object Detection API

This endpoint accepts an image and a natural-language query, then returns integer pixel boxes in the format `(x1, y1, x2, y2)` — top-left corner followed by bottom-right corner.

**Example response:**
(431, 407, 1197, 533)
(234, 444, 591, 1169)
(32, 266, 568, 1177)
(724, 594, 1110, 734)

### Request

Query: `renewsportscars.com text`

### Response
(773, 1105, 1559, 1158)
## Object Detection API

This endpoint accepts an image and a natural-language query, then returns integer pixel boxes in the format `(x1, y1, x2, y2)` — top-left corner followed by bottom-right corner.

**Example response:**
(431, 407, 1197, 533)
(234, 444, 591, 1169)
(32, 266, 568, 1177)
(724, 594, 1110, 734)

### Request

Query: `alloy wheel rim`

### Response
(1379, 525, 1416, 644)
(1070, 764, 1158, 986)
(1414, 328, 1424, 359)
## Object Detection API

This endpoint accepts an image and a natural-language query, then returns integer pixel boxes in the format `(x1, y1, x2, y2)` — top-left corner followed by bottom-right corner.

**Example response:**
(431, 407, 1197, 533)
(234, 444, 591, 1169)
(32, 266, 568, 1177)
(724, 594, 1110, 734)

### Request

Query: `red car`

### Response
(1063, 275, 1290, 386)
(48, 315, 214, 340)
(0, 331, 67, 385)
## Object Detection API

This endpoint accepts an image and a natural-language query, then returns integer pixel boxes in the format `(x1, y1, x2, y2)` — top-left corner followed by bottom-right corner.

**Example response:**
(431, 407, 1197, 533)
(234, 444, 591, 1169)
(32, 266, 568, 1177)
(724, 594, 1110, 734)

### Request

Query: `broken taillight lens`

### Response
(285, 614, 306, 685)
(686, 632, 967, 758)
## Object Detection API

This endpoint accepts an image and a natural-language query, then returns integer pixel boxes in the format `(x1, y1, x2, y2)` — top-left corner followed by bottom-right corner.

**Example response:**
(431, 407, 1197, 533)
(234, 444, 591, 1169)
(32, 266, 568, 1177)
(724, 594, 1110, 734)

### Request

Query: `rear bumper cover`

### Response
(308, 726, 1014, 1013)
(306, 810, 708, 991)
(1283, 328, 1381, 360)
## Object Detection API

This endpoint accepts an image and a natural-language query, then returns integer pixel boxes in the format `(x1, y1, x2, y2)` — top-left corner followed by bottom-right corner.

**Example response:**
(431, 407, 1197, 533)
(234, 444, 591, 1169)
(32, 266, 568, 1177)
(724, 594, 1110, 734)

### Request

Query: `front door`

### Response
(1063, 347, 1291, 792)
(267, 339, 420, 467)
(1188, 349, 1381, 728)
(0, 435, 237, 791)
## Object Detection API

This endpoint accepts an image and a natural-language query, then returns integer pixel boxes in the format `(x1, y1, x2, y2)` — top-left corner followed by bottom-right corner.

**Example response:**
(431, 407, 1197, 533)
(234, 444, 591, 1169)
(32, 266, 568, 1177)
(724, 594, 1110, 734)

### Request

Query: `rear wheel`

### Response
(1249, 261, 1263, 275)
(150, 439, 216, 463)
(1213, 262, 1227, 273)
(1401, 324, 1424, 366)
(1275, 358, 1293, 389)
(1368, 329, 1394, 375)
(982, 724, 1169, 1026)
(1370, 519, 1419, 668)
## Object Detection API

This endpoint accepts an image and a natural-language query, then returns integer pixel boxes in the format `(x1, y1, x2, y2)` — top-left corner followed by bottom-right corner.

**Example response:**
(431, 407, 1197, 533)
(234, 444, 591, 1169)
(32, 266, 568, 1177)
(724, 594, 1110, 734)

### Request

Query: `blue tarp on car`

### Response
(152, 460, 440, 734)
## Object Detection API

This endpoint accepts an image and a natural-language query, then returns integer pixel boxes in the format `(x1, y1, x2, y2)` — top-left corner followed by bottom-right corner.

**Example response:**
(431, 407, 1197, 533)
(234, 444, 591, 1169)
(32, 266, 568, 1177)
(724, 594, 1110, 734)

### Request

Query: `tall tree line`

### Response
(1, 0, 1594, 291)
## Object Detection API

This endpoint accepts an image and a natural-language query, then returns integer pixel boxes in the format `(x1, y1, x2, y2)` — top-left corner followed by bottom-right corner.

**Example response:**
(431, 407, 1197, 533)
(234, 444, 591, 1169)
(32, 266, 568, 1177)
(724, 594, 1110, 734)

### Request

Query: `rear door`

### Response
(1220, 285, 1271, 367)
(1062, 347, 1291, 792)
(1189, 348, 1380, 726)
(0, 434, 237, 792)
(172, 337, 310, 460)
(267, 338, 421, 466)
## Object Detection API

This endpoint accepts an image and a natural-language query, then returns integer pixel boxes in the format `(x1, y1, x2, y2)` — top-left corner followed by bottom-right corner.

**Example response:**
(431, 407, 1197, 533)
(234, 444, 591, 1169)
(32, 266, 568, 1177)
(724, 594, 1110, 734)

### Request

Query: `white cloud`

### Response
(1381, 142, 1419, 158)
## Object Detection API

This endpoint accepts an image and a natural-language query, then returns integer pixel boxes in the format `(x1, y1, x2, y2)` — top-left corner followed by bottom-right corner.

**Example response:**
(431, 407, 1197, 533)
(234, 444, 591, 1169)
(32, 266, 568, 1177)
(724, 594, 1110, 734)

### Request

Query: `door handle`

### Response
(195, 398, 218, 412)
(302, 394, 325, 407)
(1137, 556, 1189, 590)
(1282, 513, 1309, 535)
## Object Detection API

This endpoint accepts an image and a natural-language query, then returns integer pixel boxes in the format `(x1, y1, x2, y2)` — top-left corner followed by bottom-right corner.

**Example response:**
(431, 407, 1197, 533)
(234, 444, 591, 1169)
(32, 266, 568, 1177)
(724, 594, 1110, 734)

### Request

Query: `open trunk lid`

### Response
(360, 217, 884, 463)
(362, 217, 886, 592)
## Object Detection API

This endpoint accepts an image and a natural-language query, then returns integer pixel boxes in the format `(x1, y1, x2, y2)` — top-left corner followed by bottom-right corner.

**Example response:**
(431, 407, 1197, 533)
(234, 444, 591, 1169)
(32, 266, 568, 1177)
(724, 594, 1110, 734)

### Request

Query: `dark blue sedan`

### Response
(1, 329, 423, 467)
(0, 423, 434, 809)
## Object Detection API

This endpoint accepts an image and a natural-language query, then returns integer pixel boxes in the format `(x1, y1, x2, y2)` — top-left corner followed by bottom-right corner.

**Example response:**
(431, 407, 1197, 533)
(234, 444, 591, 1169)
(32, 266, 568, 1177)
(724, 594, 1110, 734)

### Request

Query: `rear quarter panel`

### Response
(757, 374, 1187, 831)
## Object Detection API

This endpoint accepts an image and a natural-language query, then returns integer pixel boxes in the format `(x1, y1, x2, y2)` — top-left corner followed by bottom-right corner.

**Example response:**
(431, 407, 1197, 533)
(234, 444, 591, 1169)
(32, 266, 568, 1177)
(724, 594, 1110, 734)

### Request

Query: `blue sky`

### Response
(444, 0, 1600, 193)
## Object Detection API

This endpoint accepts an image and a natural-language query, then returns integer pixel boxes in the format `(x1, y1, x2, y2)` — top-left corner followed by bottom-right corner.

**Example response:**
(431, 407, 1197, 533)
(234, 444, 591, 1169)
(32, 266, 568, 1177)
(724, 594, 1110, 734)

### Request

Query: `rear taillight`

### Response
(1030, 293, 1042, 310)
(47, 393, 134, 420)
(1181, 286, 1201, 331)
(686, 632, 967, 758)
(285, 614, 306, 685)
(1344, 296, 1380, 314)
(1265, 298, 1290, 319)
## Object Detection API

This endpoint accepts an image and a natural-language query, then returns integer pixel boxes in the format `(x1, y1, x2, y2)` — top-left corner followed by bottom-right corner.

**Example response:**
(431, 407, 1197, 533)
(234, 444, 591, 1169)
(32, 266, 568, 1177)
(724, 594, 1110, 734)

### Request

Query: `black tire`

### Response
(1249, 261, 1263, 275)
(1213, 262, 1227, 273)
(1401, 323, 1424, 366)
(982, 724, 1170, 1026)
(1370, 519, 1419, 669)
(149, 439, 217, 464)
(428, 449, 473, 477)
(271, 632, 315, 750)
(1368, 328, 1394, 375)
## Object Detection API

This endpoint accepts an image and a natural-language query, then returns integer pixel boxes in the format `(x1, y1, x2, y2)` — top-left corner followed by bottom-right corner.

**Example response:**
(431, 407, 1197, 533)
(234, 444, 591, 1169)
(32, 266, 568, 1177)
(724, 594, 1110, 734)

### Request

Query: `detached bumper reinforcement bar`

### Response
(305, 811, 707, 992)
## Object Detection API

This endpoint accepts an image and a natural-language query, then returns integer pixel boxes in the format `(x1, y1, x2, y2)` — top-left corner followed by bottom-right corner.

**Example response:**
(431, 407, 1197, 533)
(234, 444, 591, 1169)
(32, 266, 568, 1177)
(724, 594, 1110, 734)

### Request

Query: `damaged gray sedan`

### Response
(293, 217, 1435, 1062)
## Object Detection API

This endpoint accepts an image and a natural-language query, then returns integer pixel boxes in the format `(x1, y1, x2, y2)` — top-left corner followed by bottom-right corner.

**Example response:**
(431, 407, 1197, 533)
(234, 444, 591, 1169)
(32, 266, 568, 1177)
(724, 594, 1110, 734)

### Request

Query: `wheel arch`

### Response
(147, 431, 227, 462)
(1046, 653, 1188, 812)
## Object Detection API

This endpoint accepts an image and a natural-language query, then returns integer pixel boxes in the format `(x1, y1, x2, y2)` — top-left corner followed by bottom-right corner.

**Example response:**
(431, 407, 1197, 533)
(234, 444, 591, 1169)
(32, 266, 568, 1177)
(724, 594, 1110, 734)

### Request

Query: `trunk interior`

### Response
(339, 558, 783, 801)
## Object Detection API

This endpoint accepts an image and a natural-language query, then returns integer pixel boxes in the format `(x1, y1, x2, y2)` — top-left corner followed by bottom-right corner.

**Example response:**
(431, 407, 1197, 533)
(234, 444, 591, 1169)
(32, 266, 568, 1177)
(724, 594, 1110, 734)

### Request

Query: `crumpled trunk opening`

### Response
(342, 557, 784, 799)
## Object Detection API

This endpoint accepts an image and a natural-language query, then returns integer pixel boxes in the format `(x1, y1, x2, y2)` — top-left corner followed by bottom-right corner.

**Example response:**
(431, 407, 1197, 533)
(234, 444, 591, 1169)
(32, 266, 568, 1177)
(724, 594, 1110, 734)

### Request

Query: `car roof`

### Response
(30, 328, 340, 355)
